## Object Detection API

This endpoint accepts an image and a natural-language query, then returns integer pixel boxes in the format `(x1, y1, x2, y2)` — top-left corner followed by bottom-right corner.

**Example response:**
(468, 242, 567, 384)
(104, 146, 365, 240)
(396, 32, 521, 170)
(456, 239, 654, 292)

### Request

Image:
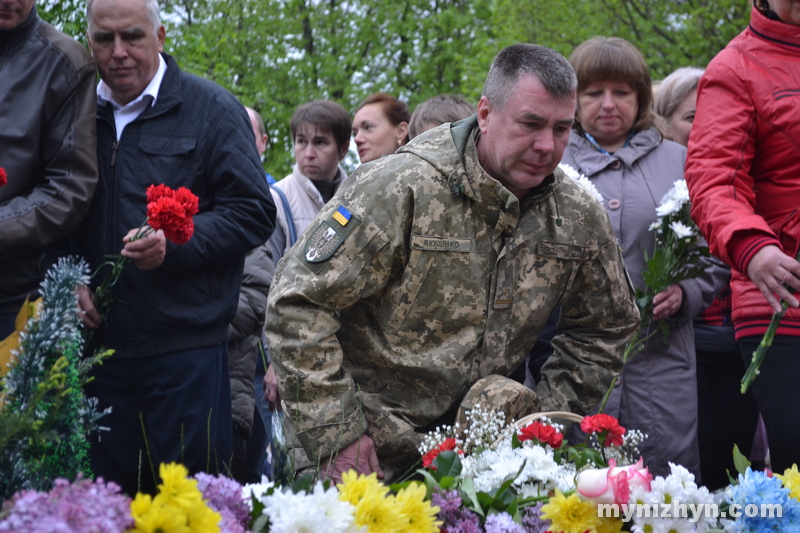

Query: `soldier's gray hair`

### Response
(482, 44, 577, 110)
(87, 0, 161, 34)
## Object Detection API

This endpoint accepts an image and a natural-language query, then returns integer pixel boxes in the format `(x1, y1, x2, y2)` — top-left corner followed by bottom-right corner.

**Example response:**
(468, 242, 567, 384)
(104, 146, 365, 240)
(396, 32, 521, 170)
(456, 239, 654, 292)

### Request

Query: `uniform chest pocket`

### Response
(138, 136, 198, 185)
(385, 235, 480, 332)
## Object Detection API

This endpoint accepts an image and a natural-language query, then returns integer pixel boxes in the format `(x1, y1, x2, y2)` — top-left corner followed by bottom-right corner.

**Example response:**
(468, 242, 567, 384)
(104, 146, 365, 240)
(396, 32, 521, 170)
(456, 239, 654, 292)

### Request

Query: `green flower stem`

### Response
(740, 299, 790, 395)
(596, 320, 658, 415)
(740, 248, 800, 395)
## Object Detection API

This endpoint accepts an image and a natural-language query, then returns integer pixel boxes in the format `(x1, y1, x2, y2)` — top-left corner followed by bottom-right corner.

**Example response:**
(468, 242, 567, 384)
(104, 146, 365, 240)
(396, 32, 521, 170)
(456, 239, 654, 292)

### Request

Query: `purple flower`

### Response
(485, 512, 525, 533)
(0, 476, 133, 533)
(432, 489, 483, 533)
(194, 472, 252, 532)
(521, 503, 549, 533)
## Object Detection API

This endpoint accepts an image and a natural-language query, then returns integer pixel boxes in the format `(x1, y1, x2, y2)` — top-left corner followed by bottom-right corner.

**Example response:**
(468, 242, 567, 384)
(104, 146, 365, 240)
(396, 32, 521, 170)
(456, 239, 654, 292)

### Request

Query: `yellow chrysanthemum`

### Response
(541, 490, 601, 533)
(353, 491, 406, 533)
(394, 482, 442, 533)
(157, 462, 203, 511)
(338, 469, 390, 506)
(777, 464, 800, 501)
(129, 499, 190, 533)
(595, 516, 624, 533)
(187, 501, 222, 533)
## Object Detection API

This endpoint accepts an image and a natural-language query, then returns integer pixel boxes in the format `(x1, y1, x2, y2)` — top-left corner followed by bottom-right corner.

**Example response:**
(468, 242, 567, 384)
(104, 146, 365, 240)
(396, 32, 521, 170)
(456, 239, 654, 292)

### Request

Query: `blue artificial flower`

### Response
(724, 468, 800, 533)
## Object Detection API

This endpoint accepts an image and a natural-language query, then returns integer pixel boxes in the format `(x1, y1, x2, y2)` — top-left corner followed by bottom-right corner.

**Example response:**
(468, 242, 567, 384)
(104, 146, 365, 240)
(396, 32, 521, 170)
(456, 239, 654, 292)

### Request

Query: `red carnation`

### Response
(173, 186, 199, 216)
(518, 421, 564, 448)
(580, 413, 626, 447)
(146, 186, 199, 245)
(0, 167, 7, 187)
(422, 438, 461, 469)
(146, 183, 172, 203)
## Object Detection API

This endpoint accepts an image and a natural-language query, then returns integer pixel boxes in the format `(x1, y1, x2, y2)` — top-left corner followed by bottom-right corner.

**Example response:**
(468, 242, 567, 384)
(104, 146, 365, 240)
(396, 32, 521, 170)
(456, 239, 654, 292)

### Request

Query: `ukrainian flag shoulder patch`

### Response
(332, 205, 352, 227)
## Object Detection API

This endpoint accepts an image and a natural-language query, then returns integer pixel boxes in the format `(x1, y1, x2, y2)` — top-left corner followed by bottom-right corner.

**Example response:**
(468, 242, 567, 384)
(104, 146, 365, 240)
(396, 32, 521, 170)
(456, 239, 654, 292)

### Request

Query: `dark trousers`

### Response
(740, 336, 800, 475)
(696, 347, 760, 490)
(85, 343, 233, 496)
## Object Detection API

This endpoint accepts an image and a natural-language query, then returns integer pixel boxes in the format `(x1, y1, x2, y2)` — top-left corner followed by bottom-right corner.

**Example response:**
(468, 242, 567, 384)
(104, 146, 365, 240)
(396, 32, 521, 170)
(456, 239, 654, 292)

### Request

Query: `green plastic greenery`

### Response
(0, 257, 110, 500)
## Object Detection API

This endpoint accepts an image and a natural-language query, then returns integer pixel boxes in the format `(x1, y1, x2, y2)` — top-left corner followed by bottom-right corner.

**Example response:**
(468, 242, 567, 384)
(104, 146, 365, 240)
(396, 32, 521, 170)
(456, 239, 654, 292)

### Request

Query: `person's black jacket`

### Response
(0, 7, 97, 313)
(73, 53, 275, 357)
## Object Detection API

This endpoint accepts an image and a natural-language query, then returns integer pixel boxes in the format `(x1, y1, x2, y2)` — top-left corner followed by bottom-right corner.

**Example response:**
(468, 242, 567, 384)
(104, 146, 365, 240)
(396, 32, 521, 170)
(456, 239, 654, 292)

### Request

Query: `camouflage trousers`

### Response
(284, 374, 540, 482)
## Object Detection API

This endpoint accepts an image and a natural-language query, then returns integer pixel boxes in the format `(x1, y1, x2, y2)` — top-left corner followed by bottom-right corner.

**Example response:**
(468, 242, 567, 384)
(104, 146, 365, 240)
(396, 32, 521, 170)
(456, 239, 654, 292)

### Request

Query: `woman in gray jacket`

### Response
(561, 37, 726, 478)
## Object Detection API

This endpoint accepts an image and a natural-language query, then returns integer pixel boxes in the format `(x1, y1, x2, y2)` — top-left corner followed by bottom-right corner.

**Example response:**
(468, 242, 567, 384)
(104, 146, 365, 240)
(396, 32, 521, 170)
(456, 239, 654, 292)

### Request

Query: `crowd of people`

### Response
(0, 0, 798, 496)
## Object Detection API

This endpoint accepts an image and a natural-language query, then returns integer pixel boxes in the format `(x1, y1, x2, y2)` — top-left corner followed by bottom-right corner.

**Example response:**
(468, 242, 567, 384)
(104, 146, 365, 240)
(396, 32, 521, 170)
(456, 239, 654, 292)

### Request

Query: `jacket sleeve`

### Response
(265, 176, 403, 462)
(673, 245, 729, 324)
(229, 242, 275, 344)
(0, 58, 98, 257)
(685, 61, 780, 274)
(536, 220, 641, 415)
(161, 100, 276, 270)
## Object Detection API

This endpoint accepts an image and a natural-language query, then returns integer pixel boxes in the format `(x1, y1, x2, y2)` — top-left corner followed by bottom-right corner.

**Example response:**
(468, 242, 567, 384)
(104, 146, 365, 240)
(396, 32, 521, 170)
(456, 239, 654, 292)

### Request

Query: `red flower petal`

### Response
(0, 167, 7, 187)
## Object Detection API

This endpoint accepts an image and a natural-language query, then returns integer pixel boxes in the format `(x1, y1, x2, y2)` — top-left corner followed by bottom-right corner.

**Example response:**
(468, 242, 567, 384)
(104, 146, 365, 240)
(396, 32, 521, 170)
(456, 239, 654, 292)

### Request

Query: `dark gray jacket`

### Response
(0, 8, 97, 313)
(73, 53, 275, 356)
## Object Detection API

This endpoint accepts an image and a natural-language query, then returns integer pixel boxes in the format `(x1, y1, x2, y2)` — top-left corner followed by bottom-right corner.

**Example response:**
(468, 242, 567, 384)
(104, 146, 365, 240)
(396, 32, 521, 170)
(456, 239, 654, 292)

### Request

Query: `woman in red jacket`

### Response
(685, 0, 800, 474)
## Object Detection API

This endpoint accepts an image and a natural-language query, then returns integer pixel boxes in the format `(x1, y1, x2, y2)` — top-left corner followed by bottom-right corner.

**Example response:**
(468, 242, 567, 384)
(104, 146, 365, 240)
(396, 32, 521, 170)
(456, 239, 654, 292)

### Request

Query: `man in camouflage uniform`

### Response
(266, 43, 640, 481)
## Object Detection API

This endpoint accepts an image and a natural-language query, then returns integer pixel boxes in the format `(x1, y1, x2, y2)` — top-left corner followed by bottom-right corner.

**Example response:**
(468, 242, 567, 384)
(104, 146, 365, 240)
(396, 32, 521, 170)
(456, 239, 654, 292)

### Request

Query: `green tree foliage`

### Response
(40, 0, 751, 174)
(492, 0, 750, 80)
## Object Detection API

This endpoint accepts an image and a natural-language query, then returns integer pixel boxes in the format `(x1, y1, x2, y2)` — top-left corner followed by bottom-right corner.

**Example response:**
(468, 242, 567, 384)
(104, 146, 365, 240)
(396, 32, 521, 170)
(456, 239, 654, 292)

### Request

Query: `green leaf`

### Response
(732, 444, 751, 475)
(431, 450, 462, 479)
(460, 477, 485, 517)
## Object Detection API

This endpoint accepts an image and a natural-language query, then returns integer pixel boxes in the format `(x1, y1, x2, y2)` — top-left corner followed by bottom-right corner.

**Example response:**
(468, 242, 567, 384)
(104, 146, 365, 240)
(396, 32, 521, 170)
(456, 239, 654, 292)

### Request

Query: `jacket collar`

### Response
(135, 53, 183, 120)
(0, 5, 39, 48)
(567, 128, 662, 177)
(748, 5, 800, 51)
(400, 114, 560, 213)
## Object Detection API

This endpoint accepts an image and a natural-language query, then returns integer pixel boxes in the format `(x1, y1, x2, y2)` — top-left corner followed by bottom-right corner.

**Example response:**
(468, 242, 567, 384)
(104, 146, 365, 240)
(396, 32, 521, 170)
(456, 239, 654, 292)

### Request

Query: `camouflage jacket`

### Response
(266, 116, 640, 461)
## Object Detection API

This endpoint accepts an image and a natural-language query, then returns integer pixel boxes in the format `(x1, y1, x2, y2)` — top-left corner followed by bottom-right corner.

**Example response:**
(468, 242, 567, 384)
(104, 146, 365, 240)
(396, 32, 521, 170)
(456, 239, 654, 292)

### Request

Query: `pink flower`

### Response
(576, 457, 652, 506)
(0, 167, 7, 187)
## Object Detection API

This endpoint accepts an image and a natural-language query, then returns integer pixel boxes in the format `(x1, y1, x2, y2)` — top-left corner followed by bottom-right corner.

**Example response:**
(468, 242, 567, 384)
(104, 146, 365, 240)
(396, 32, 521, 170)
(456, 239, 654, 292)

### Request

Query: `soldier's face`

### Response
(0, 0, 35, 31)
(476, 74, 575, 199)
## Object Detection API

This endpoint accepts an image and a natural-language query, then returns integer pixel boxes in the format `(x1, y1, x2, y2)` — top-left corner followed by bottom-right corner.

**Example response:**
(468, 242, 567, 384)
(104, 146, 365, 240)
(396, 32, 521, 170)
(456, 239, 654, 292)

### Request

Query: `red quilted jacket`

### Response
(685, 6, 800, 340)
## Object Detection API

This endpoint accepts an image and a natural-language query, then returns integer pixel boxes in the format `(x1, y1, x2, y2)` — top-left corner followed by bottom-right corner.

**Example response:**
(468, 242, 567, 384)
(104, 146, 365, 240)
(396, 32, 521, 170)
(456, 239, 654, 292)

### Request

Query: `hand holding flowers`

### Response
(83, 184, 199, 329)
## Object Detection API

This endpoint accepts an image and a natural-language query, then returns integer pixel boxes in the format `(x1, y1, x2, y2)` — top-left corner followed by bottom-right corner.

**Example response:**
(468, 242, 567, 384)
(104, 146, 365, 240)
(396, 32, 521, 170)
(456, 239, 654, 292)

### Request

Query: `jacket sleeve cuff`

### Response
(729, 231, 781, 274)
(295, 409, 368, 463)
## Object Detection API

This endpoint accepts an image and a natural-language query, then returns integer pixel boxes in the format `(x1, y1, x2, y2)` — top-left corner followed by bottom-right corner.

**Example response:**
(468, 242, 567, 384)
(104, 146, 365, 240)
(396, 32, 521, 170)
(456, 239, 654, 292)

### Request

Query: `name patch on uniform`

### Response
(305, 221, 344, 263)
(332, 205, 352, 227)
(411, 235, 473, 252)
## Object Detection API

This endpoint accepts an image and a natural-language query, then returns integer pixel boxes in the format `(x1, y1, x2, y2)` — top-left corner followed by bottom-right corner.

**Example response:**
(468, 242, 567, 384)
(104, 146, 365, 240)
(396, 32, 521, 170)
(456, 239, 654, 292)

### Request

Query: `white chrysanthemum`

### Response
(659, 517, 696, 533)
(668, 463, 697, 491)
(262, 483, 357, 533)
(673, 179, 690, 203)
(311, 483, 357, 532)
(649, 221, 662, 232)
(656, 180, 690, 217)
(656, 198, 682, 217)
(631, 514, 663, 533)
(669, 221, 695, 239)
(649, 475, 688, 505)
(559, 163, 581, 180)
(469, 441, 564, 493)
(559, 163, 604, 203)
(243, 477, 275, 509)
(629, 484, 654, 506)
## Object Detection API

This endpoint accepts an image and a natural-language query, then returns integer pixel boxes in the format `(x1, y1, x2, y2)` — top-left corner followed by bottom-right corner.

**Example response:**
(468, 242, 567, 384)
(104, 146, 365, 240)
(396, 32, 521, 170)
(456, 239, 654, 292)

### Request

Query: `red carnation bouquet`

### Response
(91, 184, 199, 322)
(0, 168, 7, 187)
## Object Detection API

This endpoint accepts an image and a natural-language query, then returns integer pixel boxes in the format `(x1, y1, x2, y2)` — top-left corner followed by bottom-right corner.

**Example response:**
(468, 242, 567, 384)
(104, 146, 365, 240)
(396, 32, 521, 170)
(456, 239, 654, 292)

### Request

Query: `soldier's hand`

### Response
(264, 363, 282, 412)
(121, 227, 166, 270)
(652, 284, 683, 321)
(321, 434, 384, 485)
